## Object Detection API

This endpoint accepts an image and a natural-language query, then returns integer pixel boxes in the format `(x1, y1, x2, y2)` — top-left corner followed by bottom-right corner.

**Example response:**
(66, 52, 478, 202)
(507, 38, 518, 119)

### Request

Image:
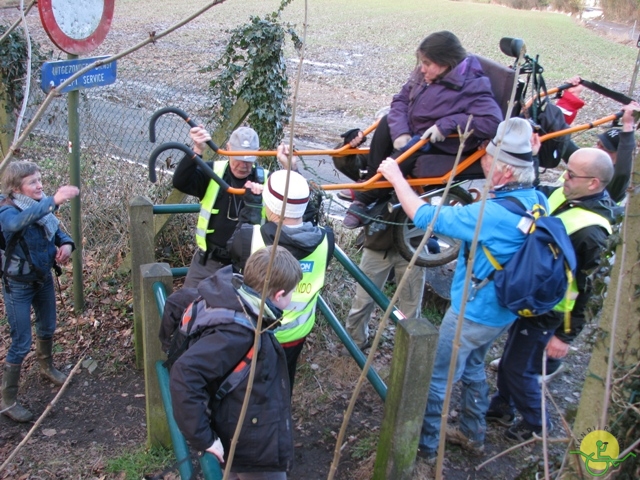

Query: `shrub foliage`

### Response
(205, 0, 301, 167)
(0, 25, 44, 115)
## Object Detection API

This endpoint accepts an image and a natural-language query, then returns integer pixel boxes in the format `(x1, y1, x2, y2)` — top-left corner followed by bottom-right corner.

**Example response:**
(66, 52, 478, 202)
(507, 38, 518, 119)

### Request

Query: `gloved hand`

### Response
(393, 134, 411, 150)
(424, 125, 445, 142)
(340, 128, 366, 146)
(206, 438, 225, 464)
(398, 135, 432, 155)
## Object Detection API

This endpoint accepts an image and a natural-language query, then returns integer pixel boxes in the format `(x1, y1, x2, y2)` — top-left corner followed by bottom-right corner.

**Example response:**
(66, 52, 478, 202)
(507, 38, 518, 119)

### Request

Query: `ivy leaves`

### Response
(207, 1, 301, 169)
(0, 25, 44, 115)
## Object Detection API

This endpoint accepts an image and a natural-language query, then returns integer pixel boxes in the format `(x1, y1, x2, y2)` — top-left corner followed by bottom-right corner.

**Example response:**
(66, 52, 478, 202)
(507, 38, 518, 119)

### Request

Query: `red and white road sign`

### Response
(38, 0, 115, 55)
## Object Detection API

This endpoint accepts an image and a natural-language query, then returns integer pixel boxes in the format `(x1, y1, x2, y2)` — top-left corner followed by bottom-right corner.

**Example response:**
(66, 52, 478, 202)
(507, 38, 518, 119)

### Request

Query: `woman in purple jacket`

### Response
(343, 31, 503, 229)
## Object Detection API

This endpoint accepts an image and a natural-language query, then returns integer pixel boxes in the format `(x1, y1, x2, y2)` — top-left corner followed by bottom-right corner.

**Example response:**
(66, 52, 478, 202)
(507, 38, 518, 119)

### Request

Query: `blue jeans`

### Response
(3, 274, 56, 364)
(419, 307, 509, 452)
(490, 317, 555, 428)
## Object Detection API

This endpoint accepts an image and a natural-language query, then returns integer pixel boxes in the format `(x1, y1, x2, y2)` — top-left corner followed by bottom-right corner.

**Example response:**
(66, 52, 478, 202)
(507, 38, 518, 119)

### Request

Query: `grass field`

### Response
(110, 0, 637, 138)
(115, 0, 637, 90)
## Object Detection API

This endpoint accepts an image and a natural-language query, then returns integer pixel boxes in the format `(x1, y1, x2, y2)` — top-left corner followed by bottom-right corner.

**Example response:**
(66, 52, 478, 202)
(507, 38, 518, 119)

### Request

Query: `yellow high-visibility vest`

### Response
(548, 188, 612, 314)
(251, 225, 329, 344)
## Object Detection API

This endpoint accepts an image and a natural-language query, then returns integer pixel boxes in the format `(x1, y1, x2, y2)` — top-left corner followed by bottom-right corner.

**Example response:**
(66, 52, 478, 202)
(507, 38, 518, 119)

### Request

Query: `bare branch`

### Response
(12, 0, 31, 145)
(0, 356, 85, 473)
(0, 0, 35, 44)
(224, 3, 308, 477)
(0, 0, 228, 175)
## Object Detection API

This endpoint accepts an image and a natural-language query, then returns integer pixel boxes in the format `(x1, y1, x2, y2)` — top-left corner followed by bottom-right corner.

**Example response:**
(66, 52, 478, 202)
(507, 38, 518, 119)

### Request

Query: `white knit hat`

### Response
(486, 117, 533, 167)
(263, 170, 309, 218)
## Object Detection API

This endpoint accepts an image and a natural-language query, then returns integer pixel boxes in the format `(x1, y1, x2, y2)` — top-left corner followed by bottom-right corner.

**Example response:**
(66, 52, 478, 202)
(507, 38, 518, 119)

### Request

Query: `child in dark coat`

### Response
(169, 246, 302, 479)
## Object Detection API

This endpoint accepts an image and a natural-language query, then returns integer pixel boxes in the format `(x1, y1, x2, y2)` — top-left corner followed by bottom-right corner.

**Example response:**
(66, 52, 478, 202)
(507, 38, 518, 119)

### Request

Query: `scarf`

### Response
(12, 193, 60, 241)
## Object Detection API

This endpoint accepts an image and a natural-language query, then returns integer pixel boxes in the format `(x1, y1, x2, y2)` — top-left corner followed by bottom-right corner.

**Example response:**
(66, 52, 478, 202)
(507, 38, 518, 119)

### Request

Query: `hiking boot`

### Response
(486, 396, 515, 427)
(445, 426, 484, 455)
(489, 357, 501, 371)
(537, 362, 565, 385)
(484, 409, 516, 427)
(505, 419, 550, 442)
(36, 338, 67, 386)
(340, 339, 372, 357)
(343, 201, 367, 229)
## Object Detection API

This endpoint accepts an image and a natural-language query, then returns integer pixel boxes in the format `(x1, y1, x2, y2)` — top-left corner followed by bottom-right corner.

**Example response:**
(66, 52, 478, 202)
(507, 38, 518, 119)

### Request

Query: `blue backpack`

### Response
(482, 197, 577, 317)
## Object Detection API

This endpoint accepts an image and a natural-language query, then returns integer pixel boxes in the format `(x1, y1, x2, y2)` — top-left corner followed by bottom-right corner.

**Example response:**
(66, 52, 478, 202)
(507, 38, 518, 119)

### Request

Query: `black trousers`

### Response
(282, 338, 306, 397)
(355, 115, 421, 205)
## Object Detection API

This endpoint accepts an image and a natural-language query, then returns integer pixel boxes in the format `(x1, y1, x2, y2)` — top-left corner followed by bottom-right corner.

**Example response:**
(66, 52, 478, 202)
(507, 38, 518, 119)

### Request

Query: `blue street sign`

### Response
(40, 56, 117, 93)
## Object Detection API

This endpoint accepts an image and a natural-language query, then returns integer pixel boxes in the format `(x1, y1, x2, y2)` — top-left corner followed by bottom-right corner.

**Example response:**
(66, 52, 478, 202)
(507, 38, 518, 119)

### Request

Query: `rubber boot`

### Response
(36, 338, 67, 386)
(1, 363, 34, 422)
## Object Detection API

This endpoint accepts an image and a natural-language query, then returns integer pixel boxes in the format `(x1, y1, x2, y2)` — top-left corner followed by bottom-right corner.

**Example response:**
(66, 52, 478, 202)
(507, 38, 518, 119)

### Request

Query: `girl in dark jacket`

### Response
(0, 161, 78, 422)
(344, 30, 503, 228)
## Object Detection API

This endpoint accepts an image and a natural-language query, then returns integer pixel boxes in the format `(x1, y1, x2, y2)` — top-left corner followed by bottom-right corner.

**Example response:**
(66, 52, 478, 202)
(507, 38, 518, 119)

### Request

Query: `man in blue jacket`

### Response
(378, 117, 546, 460)
(487, 147, 621, 442)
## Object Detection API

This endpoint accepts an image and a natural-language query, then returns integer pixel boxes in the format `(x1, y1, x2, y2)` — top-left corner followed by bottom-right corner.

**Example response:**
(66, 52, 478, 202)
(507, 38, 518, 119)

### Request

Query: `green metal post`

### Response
(156, 361, 195, 480)
(67, 53, 84, 312)
(153, 282, 223, 480)
(332, 246, 404, 325)
(317, 295, 387, 400)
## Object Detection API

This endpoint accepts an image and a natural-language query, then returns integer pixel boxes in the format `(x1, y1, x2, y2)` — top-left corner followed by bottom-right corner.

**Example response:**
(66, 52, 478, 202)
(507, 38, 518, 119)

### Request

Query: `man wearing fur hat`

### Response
(379, 117, 548, 460)
(228, 145, 335, 393)
(173, 125, 274, 289)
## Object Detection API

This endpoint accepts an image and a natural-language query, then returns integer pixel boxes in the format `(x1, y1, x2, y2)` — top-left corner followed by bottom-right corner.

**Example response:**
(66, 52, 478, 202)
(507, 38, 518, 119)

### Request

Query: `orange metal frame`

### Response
(219, 104, 621, 195)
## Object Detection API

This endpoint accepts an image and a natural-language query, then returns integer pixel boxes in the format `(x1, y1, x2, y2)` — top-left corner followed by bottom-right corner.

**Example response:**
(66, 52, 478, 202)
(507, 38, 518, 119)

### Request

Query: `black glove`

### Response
(340, 128, 366, 146)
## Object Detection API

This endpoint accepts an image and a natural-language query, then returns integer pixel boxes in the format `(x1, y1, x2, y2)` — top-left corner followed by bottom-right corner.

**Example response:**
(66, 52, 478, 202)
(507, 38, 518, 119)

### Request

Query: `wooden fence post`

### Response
(141, 262, 173, 448)
(373, 318, 438, 479)
(129, 196, 156, 369)
(573, 187, 640, 435)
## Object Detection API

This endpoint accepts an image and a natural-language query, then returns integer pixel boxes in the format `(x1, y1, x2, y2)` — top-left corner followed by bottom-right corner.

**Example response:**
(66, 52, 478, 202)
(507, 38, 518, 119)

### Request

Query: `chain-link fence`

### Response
(25, 49, 218, 174)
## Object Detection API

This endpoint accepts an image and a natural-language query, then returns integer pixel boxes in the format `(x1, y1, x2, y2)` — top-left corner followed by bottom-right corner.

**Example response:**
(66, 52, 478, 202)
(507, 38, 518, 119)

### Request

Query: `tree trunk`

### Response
(572, 180, 640, 440)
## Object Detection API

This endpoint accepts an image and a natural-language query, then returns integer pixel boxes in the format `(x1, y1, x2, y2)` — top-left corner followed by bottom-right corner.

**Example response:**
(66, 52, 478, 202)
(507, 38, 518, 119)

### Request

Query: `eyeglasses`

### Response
(565, 170, 595, 180)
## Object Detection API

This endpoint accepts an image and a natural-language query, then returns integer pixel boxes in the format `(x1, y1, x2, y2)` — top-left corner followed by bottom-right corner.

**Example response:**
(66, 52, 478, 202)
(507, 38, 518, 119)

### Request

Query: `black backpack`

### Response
(162, 296, 260, 405)
(526, 99, 570, 169)
(0, 197, 34, 289)
(517, 58, 570, 169)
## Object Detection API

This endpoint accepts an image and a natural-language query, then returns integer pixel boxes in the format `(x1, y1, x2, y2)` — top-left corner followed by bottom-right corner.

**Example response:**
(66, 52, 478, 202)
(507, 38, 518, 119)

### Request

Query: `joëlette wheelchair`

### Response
(148, 37, 631, 268)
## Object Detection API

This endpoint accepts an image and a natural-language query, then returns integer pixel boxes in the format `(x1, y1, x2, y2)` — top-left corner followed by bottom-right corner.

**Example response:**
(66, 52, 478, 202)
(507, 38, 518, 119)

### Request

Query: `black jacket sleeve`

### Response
(227, 223, 254, 272)
(172, 154, 213, 199)
(324, 227, 335, 264)
(159, 288, 199, 352)
(607, 131, 634, 204)
(169, 326, 252, 452)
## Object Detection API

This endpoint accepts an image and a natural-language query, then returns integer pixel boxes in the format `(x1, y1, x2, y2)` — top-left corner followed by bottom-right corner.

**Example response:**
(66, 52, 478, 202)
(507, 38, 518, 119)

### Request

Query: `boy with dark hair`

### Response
(170, 245, 302, 479)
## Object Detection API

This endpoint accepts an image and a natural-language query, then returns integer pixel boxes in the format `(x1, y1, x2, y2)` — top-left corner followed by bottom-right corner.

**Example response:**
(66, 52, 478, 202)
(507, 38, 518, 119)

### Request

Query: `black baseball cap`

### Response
(597, 128, 621, 153)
